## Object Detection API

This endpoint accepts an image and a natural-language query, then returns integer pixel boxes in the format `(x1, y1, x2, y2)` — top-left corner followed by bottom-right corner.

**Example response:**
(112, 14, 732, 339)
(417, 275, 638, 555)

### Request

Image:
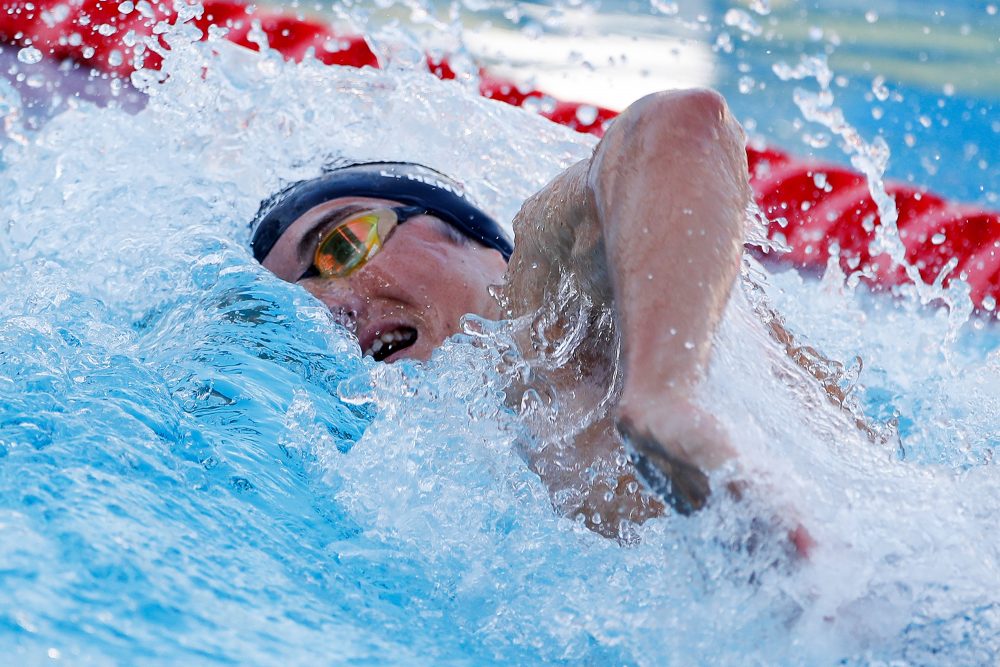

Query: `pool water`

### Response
(0, 1, 999, 665)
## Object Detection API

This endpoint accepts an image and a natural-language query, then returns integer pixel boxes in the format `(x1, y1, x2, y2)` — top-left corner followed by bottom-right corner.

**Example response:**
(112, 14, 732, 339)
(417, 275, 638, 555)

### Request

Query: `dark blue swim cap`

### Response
(251, 162, 513, 263)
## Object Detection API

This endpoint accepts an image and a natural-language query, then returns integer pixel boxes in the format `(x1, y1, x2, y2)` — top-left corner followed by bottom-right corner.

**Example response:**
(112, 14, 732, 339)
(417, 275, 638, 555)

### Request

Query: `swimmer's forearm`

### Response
(591, 90, 749, 468)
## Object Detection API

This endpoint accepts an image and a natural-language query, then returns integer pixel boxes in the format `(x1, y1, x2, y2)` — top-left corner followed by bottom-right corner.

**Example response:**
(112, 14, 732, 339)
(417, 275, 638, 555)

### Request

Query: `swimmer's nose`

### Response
(298, 279, 367, 331)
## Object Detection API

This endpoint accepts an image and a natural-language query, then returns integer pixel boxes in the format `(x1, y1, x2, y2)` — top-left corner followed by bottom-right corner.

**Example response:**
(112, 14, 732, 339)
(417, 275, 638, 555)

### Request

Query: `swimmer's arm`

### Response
(506, 90, 813, 553)
(503, 89, 748, 515)
(589, 90, 749, 506)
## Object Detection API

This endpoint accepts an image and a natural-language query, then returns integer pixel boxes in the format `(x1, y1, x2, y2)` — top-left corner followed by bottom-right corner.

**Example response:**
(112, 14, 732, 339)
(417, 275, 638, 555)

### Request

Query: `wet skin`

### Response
(262, 195, 508, 363)
(259, 89, 790, 542)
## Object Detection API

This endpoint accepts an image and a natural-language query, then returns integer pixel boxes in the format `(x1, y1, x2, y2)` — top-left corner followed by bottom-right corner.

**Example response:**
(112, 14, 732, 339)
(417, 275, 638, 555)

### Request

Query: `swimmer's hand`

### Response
(615, 395, 734, 515)
(617, 396, 815, 558)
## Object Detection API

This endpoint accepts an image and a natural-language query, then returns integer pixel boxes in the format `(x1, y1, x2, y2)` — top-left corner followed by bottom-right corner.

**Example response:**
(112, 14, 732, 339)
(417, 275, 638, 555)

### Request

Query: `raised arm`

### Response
(591, 90, 750, 510)
(502, 89, 752, 527)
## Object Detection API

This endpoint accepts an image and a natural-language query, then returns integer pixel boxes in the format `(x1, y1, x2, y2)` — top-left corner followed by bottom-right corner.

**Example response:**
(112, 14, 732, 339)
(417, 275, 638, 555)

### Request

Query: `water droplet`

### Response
(943, 83, 955, 97)
(919, 115, 932, 128)
(17, 46, 42, 64)
(982, 295, 997, 311)
(813, 172, 828, 189)
(738, 76, 755, 94)
(987, 4, 998, 15)
(136, 0, 155, 18)
(865, 10, 879, 23)
(649, 0, 678, 15)
(723, 8, 762, 36)
(683, 341, 695, 350)
(931, 233, 946, 245)
(107, 49, 124, 67)
(118, 0, 134, 13)
(97, 23, 117, 36)
(871, 75, 889, 101)
(803, 132, 830, 149)
(575, 104, 598, 126)
(714, 32, 733, 54)
(749, 0, 770, 15)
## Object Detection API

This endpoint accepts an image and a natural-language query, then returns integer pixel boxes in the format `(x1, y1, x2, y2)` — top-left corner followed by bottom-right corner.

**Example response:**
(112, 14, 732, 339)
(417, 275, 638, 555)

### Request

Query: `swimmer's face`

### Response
(262, 196, 508, 362)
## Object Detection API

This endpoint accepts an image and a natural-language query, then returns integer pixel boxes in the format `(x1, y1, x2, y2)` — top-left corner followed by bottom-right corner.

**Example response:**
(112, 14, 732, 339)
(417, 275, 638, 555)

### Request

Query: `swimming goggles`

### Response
(251, 162, 513, 265)
(298, 205, 426, 281)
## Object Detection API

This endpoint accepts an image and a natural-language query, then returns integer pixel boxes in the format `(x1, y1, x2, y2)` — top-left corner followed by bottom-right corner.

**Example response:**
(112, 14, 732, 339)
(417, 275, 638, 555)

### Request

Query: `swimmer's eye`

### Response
(301, 206, 425, 280)
(314, 212, 384, 278)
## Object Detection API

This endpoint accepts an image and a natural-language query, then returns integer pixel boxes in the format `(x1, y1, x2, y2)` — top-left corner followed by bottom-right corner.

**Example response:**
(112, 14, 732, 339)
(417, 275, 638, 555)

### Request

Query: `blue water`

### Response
(1, 1, 999, 665)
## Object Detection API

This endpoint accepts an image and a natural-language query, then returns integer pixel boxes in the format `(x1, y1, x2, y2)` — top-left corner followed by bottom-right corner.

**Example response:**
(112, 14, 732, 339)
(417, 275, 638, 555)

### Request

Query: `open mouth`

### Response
(363, 326, 418, 362)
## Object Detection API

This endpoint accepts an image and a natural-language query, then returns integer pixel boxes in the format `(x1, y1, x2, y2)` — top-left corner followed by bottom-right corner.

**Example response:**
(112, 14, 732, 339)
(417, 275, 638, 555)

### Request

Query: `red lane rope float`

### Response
(2, 0, 998, 312)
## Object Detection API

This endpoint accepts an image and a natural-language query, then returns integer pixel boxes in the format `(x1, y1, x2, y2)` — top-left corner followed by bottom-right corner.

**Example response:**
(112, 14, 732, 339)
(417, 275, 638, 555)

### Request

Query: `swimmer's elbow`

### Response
(627, 88, 735, 143)
(641, 88, 728, 119)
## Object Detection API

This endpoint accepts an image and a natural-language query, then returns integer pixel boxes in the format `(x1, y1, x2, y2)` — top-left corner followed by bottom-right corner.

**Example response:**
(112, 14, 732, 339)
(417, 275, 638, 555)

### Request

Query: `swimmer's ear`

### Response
(616, 417, 711, 516)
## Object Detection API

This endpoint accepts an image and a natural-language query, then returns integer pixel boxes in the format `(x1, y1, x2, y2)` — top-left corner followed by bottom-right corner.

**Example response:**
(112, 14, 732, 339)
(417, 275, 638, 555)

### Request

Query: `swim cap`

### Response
(250, 162, 513, 263)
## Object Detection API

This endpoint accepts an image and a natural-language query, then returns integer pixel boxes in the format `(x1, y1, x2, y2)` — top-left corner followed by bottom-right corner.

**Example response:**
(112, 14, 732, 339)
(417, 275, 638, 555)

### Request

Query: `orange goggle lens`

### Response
(313, 212, 386, 278)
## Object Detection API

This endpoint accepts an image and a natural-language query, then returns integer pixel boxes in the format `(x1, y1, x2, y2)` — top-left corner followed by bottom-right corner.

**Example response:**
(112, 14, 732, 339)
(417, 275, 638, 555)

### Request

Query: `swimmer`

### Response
(253, 89, 798, 541)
